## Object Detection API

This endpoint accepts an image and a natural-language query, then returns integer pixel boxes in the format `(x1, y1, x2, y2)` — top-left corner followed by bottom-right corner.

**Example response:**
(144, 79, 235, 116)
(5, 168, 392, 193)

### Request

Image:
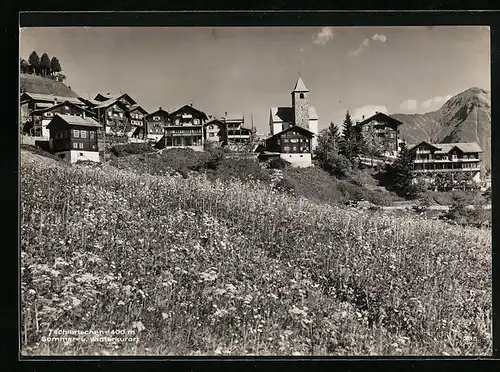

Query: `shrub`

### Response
(110, 142, 153, 157)
(268, 157, 289, 170)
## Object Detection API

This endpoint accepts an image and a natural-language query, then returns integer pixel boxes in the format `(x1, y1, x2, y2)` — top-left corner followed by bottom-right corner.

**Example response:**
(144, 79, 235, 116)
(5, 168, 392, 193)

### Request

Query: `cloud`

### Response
(371, 34, 387, 43)
(351, 105, 388, 122)
(399, 99, 419, 112)
(420, 95, 453, 111)
(312, 27, 335, 45)
(348, 34, 387, 56)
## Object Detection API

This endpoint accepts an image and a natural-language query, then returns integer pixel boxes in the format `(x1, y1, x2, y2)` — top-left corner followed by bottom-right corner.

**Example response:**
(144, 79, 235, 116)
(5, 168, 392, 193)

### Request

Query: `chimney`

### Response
(82, 110, 86, 119)
(159, 106, 162, 110)
(362, 115, 365, 120)
(225, 111, 228, 117)
(54, 97, 58, 105)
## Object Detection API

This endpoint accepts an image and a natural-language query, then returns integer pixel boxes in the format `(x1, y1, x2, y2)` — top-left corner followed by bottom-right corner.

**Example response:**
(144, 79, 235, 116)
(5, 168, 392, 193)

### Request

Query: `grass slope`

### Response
(20, 73, 79, 98)
(20, 150, 491, 356)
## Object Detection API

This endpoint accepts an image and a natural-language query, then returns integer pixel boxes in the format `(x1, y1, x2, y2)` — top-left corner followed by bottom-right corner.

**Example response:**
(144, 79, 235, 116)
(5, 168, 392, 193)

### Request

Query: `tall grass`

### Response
(20, 151, 491, 356)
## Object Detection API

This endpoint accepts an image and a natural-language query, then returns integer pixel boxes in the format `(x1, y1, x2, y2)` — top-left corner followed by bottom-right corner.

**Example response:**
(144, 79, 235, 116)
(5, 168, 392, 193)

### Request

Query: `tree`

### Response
(383, 142, 419, 199)
(28, 51, 40, 73)
(55, 73, 67, 83)
(40, 53, 51, 77)
(20, 59, 29, 73)
(50, 56, 62, 76)
(340, 111, 362, 161)
(315, 122, 352, 177)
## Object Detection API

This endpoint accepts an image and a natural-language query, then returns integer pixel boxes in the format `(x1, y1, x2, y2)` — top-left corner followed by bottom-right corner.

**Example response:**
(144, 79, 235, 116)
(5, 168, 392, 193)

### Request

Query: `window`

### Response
(79, 152, 84, 156)
(80, 130, 87, 138)
(209, 133, 215, 137)
(45, 112, 54, 117)
(283, 138, 289, 143)
(79, 143, 84, 149)
(108, 111, 112, 117)
(153, 116, 160, 121)
(73, 142, 78, 149)
(73, 129, 80, 138)
(283, 146, 290, 152)
(299, 93, 304, 99)
(89, 131, 95, 138)
(290, 138, 299, 143)
(119, 113, 123, 118)
(193, 119, 199, 125)
(209, 125, 214, 129)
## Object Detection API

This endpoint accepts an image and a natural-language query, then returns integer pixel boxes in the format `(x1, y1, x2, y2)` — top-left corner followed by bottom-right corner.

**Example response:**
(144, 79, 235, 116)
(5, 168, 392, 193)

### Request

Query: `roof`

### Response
(127, 104, 149, 114)
(409, 141, 483, 154)
(169, 104, 208, 120)
(94, 98, 129, 110)
(269, 125, 315, 139)
(94, 93, 137, 105)
(222, 113, 244, 122)
(32, 101, 96, 116)
(78, 97, 100, 107)
(145, 109, 170, 119)
(292, 76, 309, 93)
(21, 92, 83, 106)
(47, 114, 102, 128)
(204, 118, 225, 126)
(356, 112, 404, 127)
(270, 106, 318, 123)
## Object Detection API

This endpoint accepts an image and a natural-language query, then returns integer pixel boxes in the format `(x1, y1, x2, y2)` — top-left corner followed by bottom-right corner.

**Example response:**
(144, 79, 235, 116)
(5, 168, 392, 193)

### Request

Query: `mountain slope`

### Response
(393, 87, 491, 169)
(20, 73, 79, 98)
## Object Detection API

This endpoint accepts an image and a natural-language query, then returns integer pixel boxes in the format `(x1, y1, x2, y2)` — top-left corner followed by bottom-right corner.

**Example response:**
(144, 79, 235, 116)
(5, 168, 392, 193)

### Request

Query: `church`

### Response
(257, 76, 319, 168)
(268, 76, 319, 151)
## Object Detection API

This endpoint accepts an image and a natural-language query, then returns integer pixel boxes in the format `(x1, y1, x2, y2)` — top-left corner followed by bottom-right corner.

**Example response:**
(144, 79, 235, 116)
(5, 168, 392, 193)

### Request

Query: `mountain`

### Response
(392, 87, 491, 169)
(20, 73, 79, 98)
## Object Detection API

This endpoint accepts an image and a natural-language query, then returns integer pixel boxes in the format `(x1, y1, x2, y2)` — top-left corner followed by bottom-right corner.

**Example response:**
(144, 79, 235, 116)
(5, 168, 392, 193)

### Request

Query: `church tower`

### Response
(291, 76, 310, 130)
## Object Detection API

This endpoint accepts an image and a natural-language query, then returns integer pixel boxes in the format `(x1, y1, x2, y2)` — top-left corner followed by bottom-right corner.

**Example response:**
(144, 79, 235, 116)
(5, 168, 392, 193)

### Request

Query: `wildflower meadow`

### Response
(20, 150, 491, 356)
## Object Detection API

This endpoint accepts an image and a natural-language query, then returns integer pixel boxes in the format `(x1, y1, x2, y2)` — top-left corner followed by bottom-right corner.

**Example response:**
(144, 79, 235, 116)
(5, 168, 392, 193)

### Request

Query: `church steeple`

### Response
(291, 75, 310, 129)
(292, 75, 310, 93)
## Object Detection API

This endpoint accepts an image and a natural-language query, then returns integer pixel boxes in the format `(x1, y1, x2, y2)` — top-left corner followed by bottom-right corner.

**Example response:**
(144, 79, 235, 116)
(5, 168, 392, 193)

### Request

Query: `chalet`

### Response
(94, 93, 137, 109)
(127, 105, 149, 139)
(155, 104, 209, 151)
(203, 118, 227, 146)
(144, 108, 170, 142)
(408, 141, 483, 183)
(269, 76, 319, 150)
(257, 125, 314, 168)
(20, 92, 85, 127)
(92, 98, 129, 135)
(355, 112, 404, 157)
(46, 114, 102, 163)
(222, 112, 253, 151)
(28, 101, 96, 138)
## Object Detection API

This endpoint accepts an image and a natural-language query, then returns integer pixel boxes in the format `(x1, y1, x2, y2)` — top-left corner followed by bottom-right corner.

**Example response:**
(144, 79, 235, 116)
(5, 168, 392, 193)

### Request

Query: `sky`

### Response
(20, 26, 490, 134)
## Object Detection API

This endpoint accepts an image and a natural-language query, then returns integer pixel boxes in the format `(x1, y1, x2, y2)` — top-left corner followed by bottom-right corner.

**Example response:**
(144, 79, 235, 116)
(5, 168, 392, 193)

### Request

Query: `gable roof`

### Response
(204, 118, 225, 127)
(127, 104, 149, 115)
(409, 141, 482, 154)
(94, 98, 129, 110)
(292, 76, 309, 93)
(20, 92, 83, 106)
(269, 125, 315, 139)
(169, 104, 208, 120)
(47, 114, 102, 129)
(144, 108, 170, 119)
(94, 93, 137, 105)
(408, 140, 441, 151)
(31, 101, 96, 116)
(356, 112, 404, 127)
(78, 97, 100, 107)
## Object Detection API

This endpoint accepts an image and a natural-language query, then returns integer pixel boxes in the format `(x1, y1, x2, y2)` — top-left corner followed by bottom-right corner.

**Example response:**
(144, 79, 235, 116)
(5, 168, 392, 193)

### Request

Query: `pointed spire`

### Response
(292, 75, 309, 93)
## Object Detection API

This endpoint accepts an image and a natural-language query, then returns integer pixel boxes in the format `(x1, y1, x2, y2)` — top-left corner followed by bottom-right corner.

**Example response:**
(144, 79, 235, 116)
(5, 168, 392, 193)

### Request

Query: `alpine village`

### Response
(20, 47, 491, 356)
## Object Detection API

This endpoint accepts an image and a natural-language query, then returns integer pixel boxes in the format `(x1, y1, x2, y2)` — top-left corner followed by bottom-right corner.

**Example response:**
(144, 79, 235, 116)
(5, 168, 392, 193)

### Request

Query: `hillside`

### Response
(393, 87, 491, 169)
(20, 73, 79, 98)
(20, 149, 491, 356)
